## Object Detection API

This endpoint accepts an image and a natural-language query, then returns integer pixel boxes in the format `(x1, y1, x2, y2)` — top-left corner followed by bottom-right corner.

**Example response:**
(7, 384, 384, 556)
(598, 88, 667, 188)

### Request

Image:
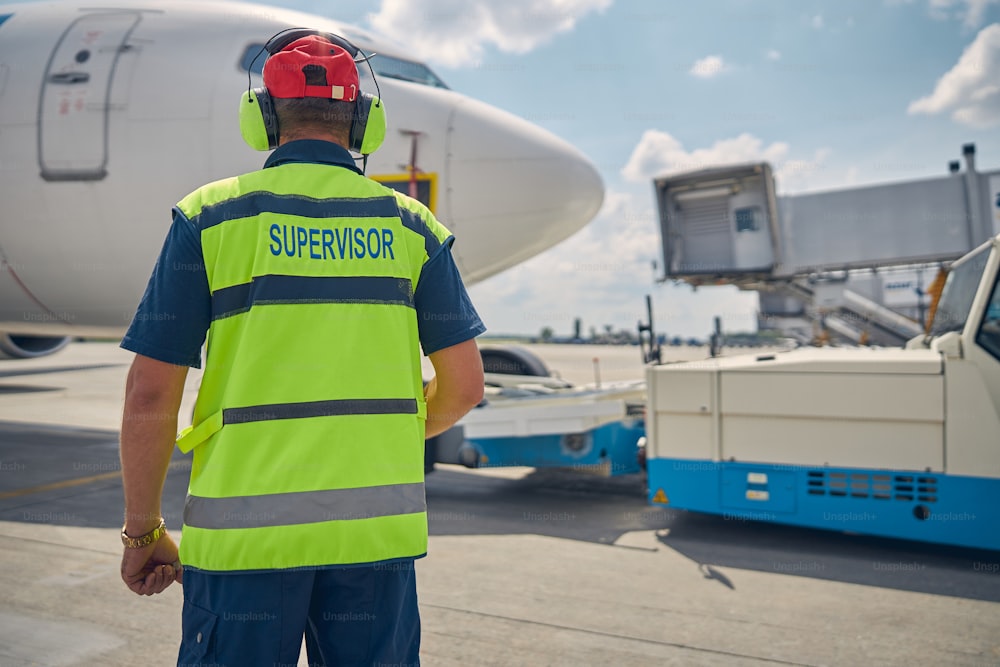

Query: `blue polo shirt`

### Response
(122, 140, 485, 367)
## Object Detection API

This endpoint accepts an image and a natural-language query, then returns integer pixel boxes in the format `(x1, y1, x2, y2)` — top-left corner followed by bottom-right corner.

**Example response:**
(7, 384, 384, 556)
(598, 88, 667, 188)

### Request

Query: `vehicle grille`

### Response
(806, 470, 938, 503)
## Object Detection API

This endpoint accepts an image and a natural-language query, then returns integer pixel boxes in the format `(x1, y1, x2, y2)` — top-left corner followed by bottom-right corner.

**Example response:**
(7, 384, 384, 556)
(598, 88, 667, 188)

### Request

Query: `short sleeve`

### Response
(120, 209, 211, 367)
(414, 238, 486, 355)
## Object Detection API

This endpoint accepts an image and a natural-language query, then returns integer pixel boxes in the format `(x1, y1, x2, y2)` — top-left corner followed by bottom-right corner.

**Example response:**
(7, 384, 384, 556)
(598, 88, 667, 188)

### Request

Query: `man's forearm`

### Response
(121, 404, 179, 533)
(424, 340, 485, 439)
(425, 381, 477, 438)
(119, 357, 188, 534)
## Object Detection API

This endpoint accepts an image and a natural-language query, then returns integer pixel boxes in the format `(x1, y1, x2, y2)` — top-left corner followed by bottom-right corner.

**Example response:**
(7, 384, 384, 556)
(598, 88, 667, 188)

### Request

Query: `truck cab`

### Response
(907, 236, 1000, 467)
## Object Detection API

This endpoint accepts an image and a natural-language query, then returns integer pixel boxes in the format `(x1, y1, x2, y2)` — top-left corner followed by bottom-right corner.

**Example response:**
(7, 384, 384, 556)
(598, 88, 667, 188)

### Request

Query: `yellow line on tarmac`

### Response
(0, 460, 189, 500)
(0, 471, 122, 500)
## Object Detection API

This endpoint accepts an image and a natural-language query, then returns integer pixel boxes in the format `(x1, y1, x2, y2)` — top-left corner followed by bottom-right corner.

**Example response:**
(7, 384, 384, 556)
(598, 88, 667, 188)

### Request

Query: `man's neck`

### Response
(279, 134, 348, 149)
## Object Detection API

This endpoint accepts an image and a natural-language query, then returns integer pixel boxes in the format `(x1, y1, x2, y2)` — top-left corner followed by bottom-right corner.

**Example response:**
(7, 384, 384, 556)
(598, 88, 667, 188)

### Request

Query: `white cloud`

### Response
(621, 131, 779, 182)
(367, 0, 612, 67)
(811, 14, 825, 29)
(766, 49, 782, 61)
(908, 23, 1000, 128)
(890, 0, 999, 27)
(620, 130, 833, 194)
(689, 55, 727, 78)
(931, 0, 999, 27)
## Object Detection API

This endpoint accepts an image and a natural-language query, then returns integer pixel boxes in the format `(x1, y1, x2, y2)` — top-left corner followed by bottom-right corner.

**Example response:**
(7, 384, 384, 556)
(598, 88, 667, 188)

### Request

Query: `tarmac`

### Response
(0, 341, 999, 666)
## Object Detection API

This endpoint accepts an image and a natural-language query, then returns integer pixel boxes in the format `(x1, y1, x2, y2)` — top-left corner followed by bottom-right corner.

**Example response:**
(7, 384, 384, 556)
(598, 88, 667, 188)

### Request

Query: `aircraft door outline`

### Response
(38, 11, 140, 181)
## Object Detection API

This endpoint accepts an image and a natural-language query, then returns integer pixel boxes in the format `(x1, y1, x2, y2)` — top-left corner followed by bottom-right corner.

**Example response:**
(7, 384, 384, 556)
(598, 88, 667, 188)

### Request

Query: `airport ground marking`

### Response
(0, 460, 189, 500)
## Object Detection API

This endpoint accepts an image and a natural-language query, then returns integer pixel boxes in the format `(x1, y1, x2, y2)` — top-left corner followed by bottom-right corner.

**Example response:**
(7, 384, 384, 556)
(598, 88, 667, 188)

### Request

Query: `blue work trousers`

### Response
(177, 560, 420, 667)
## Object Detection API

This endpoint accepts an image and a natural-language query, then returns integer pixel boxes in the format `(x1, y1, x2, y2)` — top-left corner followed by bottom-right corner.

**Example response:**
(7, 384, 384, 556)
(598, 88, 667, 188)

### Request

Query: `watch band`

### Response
(121, 517, 166, 549)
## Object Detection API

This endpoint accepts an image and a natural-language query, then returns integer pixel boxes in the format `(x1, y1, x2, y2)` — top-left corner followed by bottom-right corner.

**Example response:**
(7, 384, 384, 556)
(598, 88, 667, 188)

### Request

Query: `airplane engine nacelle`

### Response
(0, 334, 72, 359)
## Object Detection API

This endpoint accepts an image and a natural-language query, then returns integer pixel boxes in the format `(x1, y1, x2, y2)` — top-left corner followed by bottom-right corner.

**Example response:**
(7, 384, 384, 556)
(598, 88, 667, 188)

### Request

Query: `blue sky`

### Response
(264, 1, 999, 337)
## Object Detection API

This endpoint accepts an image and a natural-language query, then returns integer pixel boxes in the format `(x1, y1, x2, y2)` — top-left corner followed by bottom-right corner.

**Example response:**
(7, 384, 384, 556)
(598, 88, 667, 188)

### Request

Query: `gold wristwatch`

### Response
(121, 517, 166, 549)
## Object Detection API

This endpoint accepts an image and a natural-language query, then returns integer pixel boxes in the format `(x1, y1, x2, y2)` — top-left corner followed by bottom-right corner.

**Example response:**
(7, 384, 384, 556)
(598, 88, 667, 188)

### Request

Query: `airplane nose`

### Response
(445, 97, 604, 283)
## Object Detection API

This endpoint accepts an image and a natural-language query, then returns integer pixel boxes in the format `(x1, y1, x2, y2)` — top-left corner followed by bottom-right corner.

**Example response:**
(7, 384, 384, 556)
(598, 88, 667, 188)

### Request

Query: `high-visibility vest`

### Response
(173, 160, 450, 571)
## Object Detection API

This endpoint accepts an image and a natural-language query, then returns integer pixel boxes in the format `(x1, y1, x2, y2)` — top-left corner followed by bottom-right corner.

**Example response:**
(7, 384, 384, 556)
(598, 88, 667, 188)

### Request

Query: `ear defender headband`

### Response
(238, 28, 386, 158)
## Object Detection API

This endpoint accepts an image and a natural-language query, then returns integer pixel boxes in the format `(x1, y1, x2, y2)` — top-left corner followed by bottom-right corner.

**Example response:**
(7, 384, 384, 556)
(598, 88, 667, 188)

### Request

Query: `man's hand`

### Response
(120, 530, 183, 596)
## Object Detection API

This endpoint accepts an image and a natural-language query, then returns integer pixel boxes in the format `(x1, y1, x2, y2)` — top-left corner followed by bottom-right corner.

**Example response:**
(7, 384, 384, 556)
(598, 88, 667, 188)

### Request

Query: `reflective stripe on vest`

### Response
(174, 161, 450, 571)
(189, 192, 402, 230)
(177, 397, 425, 453)
(184, 482, 426, 529)
(211, 275, 414, 321)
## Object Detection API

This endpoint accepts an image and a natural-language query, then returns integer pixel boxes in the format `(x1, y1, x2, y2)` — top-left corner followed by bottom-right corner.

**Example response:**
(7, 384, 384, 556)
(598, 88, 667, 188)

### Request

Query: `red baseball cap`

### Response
(263, 35, 359, 101)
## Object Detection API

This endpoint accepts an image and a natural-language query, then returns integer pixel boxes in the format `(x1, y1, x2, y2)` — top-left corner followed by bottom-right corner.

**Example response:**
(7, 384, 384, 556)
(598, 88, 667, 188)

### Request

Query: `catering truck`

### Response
(645, 234, 1000, 550)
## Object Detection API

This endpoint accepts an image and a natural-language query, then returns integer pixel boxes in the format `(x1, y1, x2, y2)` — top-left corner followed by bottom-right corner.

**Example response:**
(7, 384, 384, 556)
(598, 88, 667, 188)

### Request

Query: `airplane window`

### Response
(238, 45, 449, 90)
(975, 268, 1000, 362)
(240, 43, 267, 75)
(368, 54, 449, 89)
(929, 245, 990, 336)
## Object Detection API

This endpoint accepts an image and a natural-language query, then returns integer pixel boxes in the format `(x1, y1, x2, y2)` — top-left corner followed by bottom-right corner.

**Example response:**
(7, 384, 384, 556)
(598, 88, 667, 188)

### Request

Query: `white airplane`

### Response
(0, 0, 604, 358)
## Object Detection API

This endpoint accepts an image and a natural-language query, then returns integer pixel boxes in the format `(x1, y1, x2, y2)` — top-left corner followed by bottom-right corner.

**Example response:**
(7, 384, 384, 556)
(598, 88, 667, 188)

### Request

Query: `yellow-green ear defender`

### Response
(351, 93, 386, 155)
(239, 87, 279, 151)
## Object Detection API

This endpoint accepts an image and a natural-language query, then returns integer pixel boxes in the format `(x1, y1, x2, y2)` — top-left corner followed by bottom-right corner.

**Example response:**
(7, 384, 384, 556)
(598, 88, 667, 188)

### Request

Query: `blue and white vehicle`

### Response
(645, 234, 1000, 550)
(430, 355, 646, 477)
